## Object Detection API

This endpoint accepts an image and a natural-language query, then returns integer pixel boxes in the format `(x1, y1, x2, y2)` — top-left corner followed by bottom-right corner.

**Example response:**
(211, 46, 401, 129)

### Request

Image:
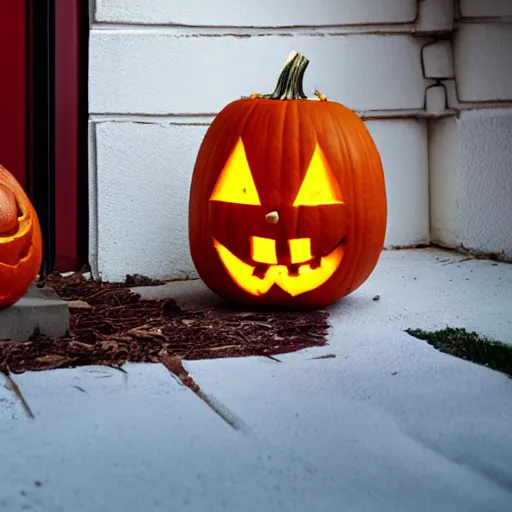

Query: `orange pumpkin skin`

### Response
(188, 53, 386, 309)
(0, 165, 43, 309)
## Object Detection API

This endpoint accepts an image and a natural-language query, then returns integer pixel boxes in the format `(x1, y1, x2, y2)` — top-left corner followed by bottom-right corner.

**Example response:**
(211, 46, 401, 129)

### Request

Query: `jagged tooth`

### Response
(252, 264, 270, 278)
(310, 257, 322, 270)
(288, 264, 301, 276)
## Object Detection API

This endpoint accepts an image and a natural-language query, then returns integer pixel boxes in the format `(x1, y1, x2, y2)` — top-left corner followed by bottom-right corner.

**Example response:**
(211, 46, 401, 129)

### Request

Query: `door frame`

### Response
(26, 0, 89, 273)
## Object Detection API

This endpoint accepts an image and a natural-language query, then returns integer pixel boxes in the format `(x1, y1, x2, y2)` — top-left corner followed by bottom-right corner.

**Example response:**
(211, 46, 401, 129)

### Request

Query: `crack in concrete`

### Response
(2, 371, 34, 419)
(159, 352, 248, 432)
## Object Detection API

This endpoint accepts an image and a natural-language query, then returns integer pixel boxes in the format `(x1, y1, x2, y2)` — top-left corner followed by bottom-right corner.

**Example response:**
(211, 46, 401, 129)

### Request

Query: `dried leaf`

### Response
(35, 354, 74, 367)
(126, 328, 164, 340)
(67, 300, 92, 310)
(0, 271, 329, 375)
(207, 344, 241, 352)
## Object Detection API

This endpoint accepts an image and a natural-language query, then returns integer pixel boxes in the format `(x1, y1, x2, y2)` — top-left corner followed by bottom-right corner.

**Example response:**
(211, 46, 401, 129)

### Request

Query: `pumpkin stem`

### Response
(255, 51, 309, 101)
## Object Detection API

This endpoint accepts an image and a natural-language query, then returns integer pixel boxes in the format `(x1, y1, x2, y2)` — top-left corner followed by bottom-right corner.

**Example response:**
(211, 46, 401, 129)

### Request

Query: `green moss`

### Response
(405, 327, 512, 378)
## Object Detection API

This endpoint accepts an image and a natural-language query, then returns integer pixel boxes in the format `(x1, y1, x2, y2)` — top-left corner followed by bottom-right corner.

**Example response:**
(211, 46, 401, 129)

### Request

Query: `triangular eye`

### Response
(293, 143, 344, 206)
(209, 137, 261, 205)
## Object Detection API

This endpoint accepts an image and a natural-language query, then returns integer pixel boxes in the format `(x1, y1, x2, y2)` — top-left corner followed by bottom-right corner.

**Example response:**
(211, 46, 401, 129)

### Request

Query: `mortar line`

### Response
(90, 22, 417, 36)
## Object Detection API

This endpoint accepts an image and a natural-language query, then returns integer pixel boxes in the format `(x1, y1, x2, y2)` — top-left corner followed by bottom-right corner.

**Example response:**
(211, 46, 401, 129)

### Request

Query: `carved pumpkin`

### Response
(0, 165, 42, 309)
(188, 52, 387, 309)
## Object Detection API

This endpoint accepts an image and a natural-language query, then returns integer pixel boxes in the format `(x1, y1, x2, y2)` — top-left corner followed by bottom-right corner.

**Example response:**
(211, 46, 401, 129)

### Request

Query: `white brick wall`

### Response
(459, 0, 512, 18)
(89, 32, 429, 115)
(415, 0, 454, 33)
(367, 120, 430, 250)
(94, 0, 417, 26)
(422, 41, 454, 79)
(91, 122, 205, 281)
(453, 23, 512, 102)
(428, 8, 512, 259)
(429, 109, 512, 258)
(89, 0, 441, 280)
(88, 0, 512, 279)
(91, 119, 429, 282)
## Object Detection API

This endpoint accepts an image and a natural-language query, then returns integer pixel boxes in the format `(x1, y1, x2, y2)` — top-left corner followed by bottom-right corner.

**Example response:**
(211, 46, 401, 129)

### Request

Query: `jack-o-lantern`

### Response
(188, 52, 387, 309)
(0, 165, 42, 309)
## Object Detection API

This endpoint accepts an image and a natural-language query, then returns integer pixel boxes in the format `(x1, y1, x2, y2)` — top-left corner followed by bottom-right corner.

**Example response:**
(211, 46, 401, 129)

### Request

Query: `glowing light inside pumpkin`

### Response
(289, 237, 313, 263)
(251, 236, 277, 264)
(209, 137, 260, 205)
(214, 237, 344, 297)
(293, 143, 344, 206)
(209, 139, 343, 208)
(208, 138, 346, 296)
(0, 184, 34, 267)
(250, 236, 313, 265)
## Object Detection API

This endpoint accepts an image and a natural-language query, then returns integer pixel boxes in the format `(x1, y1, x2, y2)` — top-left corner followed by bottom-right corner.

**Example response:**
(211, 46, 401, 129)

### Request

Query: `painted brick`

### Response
(92, 120, 429, 281)
(93, 122, 205, 282)
(442, 78, 511, 109)
(89, 32, 428, 115)
(442, 79, 462, 109)
(94, 0, 417, 26)
(454, 23, 512, 102)
(425, 85, 447, 114)
(430, 109, 512, 257)
(366, 120, 429, 248)
(422, 41, 454, 79)
(460, 0, 512, 18)
(415, 0, 454, 33)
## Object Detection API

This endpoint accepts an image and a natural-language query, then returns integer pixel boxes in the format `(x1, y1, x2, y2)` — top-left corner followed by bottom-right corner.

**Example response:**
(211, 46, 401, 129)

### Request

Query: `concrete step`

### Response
(0, 283, 69, 341)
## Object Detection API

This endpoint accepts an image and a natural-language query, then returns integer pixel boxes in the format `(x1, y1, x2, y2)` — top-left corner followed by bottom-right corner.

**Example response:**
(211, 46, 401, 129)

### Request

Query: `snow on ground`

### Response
(1, 248, 511, 512)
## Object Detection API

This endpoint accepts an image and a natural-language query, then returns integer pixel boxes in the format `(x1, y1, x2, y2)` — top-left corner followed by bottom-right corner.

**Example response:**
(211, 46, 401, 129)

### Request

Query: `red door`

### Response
(0, 0, 27, 189)
(1, 0, 88, 272)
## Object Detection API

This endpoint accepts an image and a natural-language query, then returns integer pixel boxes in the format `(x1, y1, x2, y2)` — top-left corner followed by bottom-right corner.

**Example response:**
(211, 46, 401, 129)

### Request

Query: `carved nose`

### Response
(265, 211, 279, 224)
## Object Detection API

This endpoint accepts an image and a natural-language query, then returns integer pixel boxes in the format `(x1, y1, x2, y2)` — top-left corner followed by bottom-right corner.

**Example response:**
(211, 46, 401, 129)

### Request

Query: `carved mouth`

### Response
(213, 236, 345, 297)
(0, 207, 34, 267)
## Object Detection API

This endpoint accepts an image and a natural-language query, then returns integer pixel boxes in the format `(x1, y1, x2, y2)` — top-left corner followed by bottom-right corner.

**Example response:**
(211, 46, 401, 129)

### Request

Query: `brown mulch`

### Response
(0, 272, 330, 375)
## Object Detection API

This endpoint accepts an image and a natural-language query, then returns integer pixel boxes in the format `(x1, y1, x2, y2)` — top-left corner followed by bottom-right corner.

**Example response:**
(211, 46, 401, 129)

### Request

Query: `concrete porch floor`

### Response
(1, 247, 511, 512)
